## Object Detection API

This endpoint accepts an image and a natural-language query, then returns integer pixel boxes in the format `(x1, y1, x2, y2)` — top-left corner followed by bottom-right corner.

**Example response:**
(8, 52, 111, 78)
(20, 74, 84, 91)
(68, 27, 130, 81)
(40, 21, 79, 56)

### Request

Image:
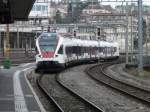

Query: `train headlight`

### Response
(38, 55, 42, 58)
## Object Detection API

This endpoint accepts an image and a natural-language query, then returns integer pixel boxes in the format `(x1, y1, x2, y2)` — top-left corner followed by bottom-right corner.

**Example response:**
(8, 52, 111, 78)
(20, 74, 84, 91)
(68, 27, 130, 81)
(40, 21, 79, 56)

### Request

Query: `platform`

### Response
(0, 63, 43, 112)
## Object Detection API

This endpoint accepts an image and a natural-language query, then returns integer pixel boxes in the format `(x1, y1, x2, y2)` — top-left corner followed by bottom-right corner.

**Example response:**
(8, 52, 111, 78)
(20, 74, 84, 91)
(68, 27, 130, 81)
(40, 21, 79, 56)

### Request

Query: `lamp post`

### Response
(17, 25, 19, 48)
(97, 27, 101, 63)
(125, 2, 129, 65)
(3, 24, 11, 69)
(4, 24, 10, 58)
(138, 0, 143, 74)
(130, 6, 134, 63)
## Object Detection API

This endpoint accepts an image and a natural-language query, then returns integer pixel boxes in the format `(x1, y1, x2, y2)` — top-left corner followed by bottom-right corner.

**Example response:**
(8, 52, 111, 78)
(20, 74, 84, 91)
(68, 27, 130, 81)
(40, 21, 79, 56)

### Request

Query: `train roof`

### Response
(62, 37, 118, 47)
(37, 32, 118, 47)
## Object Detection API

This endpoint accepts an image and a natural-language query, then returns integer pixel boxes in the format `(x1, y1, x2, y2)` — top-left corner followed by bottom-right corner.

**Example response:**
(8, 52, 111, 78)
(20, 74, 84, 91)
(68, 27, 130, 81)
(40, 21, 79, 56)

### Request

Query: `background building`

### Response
(0, 0, 150, 54)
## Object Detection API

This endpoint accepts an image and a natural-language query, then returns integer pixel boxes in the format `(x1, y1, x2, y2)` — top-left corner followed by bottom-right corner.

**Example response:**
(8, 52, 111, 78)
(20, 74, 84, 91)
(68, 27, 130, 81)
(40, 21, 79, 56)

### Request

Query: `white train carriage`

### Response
(35, 32, 119, 71)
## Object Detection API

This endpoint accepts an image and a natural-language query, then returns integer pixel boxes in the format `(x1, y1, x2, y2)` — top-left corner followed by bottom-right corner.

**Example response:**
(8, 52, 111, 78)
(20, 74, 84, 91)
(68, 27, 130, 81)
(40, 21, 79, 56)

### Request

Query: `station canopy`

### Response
(0, 0, 36, 23)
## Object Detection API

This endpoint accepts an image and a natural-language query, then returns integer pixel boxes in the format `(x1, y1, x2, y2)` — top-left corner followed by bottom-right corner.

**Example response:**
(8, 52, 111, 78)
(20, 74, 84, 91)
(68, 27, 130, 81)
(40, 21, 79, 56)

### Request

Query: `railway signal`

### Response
(73, 30, 76, 37)
(97, 28, 101, 37)
(47, 26, 50, 32)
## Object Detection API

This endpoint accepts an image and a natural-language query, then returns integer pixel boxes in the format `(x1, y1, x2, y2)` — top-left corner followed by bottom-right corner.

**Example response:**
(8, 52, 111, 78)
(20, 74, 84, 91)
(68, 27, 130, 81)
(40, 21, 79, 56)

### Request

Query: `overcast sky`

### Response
(100, 0, 150, 7)
(49, 0, 150, 7)
(79, 0, 150, 7)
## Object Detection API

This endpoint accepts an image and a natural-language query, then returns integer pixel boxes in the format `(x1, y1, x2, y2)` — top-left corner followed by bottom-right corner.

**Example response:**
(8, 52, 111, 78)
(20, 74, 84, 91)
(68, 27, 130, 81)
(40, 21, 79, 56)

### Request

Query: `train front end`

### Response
(35, 32, 65, 71)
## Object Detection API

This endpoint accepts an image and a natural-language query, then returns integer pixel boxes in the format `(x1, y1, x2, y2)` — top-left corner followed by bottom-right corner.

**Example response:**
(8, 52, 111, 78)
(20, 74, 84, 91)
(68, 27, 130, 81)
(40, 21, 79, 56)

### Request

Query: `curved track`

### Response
(86, 62, 150, 105)
(37, 72, 104, 112)
(37, 75, 64, 112)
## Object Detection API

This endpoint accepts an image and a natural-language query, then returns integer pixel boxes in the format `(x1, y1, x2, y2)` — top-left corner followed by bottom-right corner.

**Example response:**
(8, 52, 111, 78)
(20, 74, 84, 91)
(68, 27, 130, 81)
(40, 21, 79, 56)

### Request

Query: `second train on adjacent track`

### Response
(35, 32, 119, 71)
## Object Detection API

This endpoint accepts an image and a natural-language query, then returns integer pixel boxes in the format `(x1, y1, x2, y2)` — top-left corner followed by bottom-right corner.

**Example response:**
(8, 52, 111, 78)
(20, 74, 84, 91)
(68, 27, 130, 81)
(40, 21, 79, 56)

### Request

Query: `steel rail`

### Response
(56, 73, 105, 112)
(86, 62, 150, 105)
(37, 69, 105, 112)
(37, 75, 64, 112)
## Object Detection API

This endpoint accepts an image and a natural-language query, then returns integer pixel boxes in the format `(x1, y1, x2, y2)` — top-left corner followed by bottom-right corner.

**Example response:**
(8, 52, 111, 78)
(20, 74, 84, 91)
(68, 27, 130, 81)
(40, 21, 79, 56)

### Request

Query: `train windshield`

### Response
(39, 33, 58, 52)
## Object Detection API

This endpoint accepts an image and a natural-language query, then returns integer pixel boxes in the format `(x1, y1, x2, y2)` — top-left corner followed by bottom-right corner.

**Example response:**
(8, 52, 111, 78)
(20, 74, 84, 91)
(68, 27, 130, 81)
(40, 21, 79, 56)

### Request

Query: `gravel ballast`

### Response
(58, 65, 150, 112)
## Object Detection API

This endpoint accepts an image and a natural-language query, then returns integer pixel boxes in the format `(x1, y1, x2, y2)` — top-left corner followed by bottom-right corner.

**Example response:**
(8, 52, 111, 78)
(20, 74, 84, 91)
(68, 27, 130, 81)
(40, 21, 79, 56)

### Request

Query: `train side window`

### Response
(101, 47, 103, 53)
(104, 47, 106, 54)
(92, 47, 95, 54)
(88, 47, 90, 55)
(68, 46, 72, 55)
(101, 47, 103, 52)
(108, 47, 110, 54)
(78, 46, 81, 55)
(72, 46, 75, 54)
(65, 47, 67, 54)
(114, 47, 117, 52)
(106, 47, 108, 54)
(99, 47, 101, 52)
(66, 46, 72, 56)
(74, 46, 78, 54)
(58, 45, 63, 54)
(111, 47, 113, 55)
(81, 46, 84, 55)
(85, 47, 87, 53)
(66, 46, 69, 55)
(101, 47, 104, 53)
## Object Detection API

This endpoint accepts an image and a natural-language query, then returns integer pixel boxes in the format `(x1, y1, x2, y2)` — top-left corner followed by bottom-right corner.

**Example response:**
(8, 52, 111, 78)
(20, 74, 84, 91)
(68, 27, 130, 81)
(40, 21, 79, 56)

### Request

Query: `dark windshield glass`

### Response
(40, 46, 56, 52)
(39, 33, 58, 52)
(58, 45, 63, 54)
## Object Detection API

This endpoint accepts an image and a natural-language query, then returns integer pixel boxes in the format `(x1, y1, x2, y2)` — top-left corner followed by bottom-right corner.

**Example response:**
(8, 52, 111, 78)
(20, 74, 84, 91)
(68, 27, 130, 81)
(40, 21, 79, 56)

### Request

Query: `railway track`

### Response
(86, 62, 150, 105)
(37, 75, 64, 112)
(36, 72, 104, 112)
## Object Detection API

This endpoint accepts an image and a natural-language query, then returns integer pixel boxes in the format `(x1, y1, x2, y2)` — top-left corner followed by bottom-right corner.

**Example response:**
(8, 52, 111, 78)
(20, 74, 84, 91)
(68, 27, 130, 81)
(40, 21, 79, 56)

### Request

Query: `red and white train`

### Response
(35, 32, 119, 71)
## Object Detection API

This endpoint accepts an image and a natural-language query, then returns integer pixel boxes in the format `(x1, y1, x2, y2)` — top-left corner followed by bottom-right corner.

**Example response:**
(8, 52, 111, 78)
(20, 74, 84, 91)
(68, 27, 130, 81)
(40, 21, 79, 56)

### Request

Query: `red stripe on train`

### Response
(42, 52, 55, 58)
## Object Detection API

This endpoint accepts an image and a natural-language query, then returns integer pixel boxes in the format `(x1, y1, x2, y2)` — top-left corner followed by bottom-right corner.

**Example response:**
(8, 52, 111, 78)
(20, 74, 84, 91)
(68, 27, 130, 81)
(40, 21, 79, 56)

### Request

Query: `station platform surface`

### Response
(0, 64, 42, 112)
(107, 64, 150, 91)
